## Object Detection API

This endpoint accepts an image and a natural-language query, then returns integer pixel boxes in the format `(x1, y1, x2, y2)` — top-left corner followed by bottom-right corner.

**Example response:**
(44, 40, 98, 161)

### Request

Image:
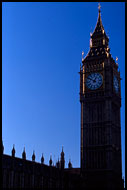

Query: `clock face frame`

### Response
(113, 75, 119, 93)
(86, 73, 103, 90)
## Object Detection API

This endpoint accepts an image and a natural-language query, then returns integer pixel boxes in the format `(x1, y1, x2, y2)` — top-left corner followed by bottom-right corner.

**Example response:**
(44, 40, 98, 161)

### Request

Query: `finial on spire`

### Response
(116, 56, 118, 66)
(98, 3, 101, 13)
(82, 51, 84, 61)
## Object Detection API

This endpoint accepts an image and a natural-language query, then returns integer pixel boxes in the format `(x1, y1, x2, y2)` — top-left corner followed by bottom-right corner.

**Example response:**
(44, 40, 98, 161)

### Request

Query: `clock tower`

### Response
(80, 4, 124, 190)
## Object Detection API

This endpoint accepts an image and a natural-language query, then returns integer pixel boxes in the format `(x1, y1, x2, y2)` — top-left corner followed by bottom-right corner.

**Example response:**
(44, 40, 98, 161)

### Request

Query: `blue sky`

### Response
(2, 2, 125, 182)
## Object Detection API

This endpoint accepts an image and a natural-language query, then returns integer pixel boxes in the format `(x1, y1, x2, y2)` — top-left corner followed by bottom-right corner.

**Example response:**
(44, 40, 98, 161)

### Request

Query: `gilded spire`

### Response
(98, 2, 101, 14)
(89, 2, 109, 48)
(97, 3, 103, 29)
(91, 3, 105, 38)
(84, 3, 110, 60)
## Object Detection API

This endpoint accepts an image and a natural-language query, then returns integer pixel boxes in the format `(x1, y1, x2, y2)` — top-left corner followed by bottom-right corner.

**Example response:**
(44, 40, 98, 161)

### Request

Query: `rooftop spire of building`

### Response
(41, 153, 44, 164)
(22, 147, 26, 160)
(60, 146, 65, 169)
(91, 3, 106, 38)
(68, 159, 72, 169)
(83, 3, 110, 61)
(98, 2, 101, 14)
(32, 150, 35, 161)
(12, 144, 15, 157)
(49, 155, 52, 166)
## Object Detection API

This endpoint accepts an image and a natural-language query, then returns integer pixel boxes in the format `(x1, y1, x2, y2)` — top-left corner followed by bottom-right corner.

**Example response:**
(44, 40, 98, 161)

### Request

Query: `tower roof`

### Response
(82, 3, 112, 62)
(91, 3, 108, 39)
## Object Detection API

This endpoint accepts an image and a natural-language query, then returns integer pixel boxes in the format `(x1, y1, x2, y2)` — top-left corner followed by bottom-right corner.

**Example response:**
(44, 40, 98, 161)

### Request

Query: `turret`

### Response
(22, 147, 26, 160)
(41, 153, 44, 164)
(32, 151, 35, 162)
(60, 146, 65, 169)
(68, 159, 72, 169)
(49, 155, 52, 166)
(12, 144, 15, 157)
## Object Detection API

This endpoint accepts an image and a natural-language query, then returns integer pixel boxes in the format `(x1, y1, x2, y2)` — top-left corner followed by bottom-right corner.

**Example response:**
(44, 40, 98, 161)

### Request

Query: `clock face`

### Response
(113, 76, 119, 93)
(86, 73, 103, 90)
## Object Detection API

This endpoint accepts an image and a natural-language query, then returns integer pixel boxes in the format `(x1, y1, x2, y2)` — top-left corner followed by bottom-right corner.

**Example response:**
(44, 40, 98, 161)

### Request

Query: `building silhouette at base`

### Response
(2, 146, 82, 189)
(2, 4, 124, 190)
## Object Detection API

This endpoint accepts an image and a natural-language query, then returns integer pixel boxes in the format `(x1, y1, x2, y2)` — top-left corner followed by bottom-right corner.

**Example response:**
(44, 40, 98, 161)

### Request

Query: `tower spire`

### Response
(97, 2, 102, 28)
(83, 2, 109, 57)
(98, 2, 101, 14)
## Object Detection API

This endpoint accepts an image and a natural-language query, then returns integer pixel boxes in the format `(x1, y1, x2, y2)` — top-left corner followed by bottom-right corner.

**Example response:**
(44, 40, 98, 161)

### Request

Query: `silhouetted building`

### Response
(2, 4, 124, 190)
(2, 148, 81, 189)
(79, 3, 124, 190)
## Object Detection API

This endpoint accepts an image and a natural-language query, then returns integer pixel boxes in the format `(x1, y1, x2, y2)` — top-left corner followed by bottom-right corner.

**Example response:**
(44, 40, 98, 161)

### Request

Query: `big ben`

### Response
(80, 4, 124, 190)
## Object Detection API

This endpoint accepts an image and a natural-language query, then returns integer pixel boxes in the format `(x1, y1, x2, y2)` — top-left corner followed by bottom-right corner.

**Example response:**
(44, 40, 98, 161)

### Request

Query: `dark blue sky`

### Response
(2, 2, 125, 182)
